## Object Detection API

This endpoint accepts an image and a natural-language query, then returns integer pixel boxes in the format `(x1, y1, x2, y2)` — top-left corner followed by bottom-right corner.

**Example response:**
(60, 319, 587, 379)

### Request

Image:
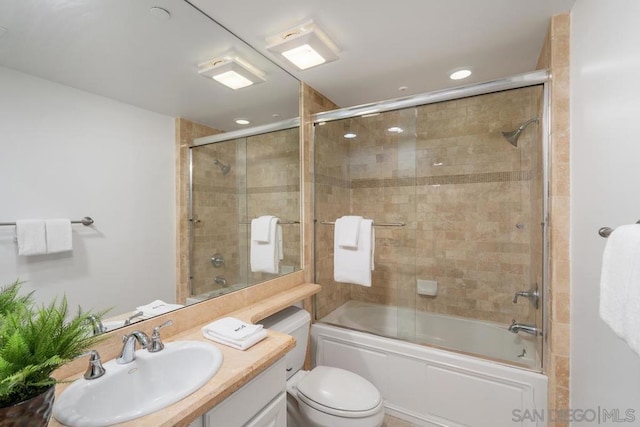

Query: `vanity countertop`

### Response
(49, 282, 320, 427)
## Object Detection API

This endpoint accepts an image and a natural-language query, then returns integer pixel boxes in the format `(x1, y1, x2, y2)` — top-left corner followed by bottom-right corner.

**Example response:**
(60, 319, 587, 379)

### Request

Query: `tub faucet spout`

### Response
(508, 320, 541, 336)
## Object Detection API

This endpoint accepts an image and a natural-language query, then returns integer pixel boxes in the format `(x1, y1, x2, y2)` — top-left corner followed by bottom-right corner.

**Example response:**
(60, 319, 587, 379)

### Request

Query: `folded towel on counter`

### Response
(335, 215, 363, 248)
(136, 300, 184, 318)
(334, 218, 375, 287)
(202, 317, 267, 350)
(45, 218, 72, 254)
(250, 216, 281, 273)
(16, 219, 47, 256)
(600, 223, 640, 355)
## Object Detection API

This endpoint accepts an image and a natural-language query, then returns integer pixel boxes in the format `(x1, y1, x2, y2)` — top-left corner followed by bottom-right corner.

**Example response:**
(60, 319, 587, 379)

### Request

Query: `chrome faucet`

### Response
(512, 285, 539, 309)
(87, 315, 106, 335)
(116, 331, 150, 364)
(214, 276, 228, 286)
(124, 311, 144, 326)
(148, 320, 174, 353)
(508, 319, 542, 336)
(81, 350, 106, 380)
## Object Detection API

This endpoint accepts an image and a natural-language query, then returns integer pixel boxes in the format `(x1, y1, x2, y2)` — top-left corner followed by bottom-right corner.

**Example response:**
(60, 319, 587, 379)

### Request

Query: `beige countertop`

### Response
(49, 283, 320, 427)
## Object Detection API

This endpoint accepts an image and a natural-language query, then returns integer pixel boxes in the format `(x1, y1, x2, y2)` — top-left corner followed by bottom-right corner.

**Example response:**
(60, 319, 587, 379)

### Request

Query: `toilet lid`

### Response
(296, 366, 382, 415)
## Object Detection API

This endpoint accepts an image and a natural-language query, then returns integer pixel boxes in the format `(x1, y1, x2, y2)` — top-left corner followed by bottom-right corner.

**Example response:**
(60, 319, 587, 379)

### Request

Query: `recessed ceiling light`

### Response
(450, 69, 472, 80)
(149, 7, 171, 21)
(344, 133, 357, 139)
(267, 20, 339, 70)
(433, 162, 444, 166)
(235, 119, 250, 125)
(198, 52, 265, 90)
(387, 127, 404, 133)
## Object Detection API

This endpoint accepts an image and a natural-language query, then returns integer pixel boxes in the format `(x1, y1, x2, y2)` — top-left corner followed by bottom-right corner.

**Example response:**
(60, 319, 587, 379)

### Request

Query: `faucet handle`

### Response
(124, 311, 144, 326)
(80, 350, 106, 380)
(149, 320, 174, 353)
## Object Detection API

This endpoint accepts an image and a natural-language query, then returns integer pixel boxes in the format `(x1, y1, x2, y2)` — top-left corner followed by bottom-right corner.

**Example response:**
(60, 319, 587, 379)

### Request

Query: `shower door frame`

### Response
(311, 70, 551, 370)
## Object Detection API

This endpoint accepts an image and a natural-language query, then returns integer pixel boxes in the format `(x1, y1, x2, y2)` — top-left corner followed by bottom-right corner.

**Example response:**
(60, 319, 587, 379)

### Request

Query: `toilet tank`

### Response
(261, 306, 311, 379)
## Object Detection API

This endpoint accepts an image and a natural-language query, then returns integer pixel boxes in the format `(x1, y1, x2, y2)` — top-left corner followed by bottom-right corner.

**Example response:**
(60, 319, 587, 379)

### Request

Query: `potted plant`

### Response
(0, 280, 103, 426)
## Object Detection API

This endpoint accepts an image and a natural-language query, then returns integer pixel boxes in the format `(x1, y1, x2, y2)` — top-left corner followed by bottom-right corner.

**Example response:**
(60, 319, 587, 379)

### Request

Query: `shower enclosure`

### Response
(314, 78, 546, 369)
(189, 125, 301, 302)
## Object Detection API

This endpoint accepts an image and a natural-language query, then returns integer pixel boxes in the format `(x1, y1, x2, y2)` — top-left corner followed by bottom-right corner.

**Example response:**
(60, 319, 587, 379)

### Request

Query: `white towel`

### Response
(202, 318, 267, 350)
(16, 219, 47, 256)
(334, 218, 375, 286)
(135, 300, 184, 319)
(599, 224, 640, 355)
(251, 215, 275, 243)
(251, 216, 280, 274)
(335, 216, 363, 248)
(45, 218, 72, 254)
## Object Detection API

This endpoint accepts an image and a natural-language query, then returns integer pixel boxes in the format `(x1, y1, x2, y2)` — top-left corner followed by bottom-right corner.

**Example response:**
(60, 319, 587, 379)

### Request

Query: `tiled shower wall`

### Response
(315, 86, 543, 325)
(191, 127, 301, 297)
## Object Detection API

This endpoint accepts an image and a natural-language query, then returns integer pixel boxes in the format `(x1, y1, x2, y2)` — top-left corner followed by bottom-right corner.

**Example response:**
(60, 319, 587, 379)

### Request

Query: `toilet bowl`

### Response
(262, 306, 384, 427)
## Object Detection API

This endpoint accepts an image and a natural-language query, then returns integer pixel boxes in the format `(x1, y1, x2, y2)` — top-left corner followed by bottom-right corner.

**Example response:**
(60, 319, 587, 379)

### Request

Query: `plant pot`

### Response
(0, 385, 55, 427)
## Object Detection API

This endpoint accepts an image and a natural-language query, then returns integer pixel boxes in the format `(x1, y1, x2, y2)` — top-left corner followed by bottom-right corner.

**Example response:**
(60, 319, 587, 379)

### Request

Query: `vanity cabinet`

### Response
(190, 358, 286, 427)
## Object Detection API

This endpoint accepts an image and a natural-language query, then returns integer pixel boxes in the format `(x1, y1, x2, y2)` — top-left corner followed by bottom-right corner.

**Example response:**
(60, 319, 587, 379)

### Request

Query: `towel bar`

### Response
(598, 219, 640, 238)
(0, 217, 94, 227)
(240, 219, 300, 225)
(319, 220, 406, 227)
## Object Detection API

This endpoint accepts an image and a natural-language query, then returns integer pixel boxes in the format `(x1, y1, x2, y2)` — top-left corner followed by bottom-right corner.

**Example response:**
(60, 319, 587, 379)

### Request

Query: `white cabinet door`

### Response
(244, 393, 286, 427)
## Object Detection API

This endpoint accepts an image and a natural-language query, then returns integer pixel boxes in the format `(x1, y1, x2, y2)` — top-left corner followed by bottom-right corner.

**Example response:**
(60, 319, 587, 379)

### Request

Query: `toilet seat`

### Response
(295, 366, 383, 418)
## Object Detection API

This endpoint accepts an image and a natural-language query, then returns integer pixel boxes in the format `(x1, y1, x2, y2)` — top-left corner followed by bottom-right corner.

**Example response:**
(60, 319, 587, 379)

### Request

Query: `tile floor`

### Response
(383, 414, 418, 427)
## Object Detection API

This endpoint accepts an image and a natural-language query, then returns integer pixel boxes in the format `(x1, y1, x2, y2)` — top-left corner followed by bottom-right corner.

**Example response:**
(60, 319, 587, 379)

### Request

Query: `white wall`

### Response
(0, 66, 176, 316)
(571, 0, 640, 423)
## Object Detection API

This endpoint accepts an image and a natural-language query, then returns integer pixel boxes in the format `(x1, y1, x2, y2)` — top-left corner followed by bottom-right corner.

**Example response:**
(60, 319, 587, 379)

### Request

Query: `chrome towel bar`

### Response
(319, 220, 405, 227)
(0, 216, 94, 227)
(240, 219, 300, 225)
(599, 219, 640, 238)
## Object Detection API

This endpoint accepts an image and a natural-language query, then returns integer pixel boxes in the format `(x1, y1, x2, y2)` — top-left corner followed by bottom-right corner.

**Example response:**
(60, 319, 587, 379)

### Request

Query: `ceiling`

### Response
(0, 0, 577, 130)
(193, 0, 577, 109)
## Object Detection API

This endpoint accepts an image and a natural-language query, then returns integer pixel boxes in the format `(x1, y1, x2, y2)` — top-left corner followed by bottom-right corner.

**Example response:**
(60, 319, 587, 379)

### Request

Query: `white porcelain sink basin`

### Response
(53, 340, 223, 427)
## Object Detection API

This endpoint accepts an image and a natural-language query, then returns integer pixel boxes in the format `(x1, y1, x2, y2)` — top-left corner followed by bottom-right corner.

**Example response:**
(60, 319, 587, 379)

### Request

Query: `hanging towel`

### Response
(16, 219, 47, 256)
(335, 216, 363, 248)
(599, 224, 640, 355)
(202, 317, 267, 350)
(251, 215, 275, 243)
(135, 300, 184, 319)
(277, 224, 284, 261)
(45, 218, 73, 254)
(334, 218, 375, 286)
(251, 216, 280, 273)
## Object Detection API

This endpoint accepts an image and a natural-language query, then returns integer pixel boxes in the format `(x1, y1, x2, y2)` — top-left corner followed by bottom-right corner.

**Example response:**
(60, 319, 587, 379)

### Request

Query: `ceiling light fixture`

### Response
(449, 69, 472, 80)
(344, 133, 357, 139)
(267, 20, 339, 70)
(235, 119, 250, 125)
(198, 51, 265, 90)
(149, 7, 171, 21)
(387, 127, 404, 133)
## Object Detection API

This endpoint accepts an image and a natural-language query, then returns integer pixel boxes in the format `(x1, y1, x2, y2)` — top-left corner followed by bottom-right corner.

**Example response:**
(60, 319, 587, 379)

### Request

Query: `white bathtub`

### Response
(320, 300, 538, 367)
(313, 301, 547, 427)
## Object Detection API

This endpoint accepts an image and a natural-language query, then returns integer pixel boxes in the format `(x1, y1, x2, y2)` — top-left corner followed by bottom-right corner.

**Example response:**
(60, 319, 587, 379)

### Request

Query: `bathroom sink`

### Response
(53, 340, 223, 427)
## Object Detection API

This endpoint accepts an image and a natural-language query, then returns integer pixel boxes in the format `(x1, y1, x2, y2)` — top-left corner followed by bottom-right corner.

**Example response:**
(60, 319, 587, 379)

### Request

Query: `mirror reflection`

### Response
(0, 0, 300, 332)
(188, 126, 301, 303)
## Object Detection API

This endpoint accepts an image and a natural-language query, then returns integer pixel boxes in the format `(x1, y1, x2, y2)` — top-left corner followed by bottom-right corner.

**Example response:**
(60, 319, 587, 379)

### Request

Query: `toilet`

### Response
(262, 306, 385, 427)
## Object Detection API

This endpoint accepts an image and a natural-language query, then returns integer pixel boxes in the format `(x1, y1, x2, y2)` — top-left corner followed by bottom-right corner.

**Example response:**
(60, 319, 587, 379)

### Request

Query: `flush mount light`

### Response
(235, 119, 250, 125)
(387, 127, 404, 133)
(449, 69, 472, 80)
(198, 51, 265, 90)
(344, 133, 357, 139)
(266, 20, 339, 70)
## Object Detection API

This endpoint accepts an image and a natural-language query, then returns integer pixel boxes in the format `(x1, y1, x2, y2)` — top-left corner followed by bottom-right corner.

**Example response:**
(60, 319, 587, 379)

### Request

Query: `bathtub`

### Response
(313, 301, 547, 427)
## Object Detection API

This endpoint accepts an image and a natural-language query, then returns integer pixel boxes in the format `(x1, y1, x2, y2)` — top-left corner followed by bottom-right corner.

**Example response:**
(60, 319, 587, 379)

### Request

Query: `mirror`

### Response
(0, 0, 300, 329)
(188, 126, 301, 303)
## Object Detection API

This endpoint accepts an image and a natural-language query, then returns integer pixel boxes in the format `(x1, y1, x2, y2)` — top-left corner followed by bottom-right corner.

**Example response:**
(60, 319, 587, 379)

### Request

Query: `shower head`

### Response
(213, 159, 231, 175)
(501, 117, 540, 147)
